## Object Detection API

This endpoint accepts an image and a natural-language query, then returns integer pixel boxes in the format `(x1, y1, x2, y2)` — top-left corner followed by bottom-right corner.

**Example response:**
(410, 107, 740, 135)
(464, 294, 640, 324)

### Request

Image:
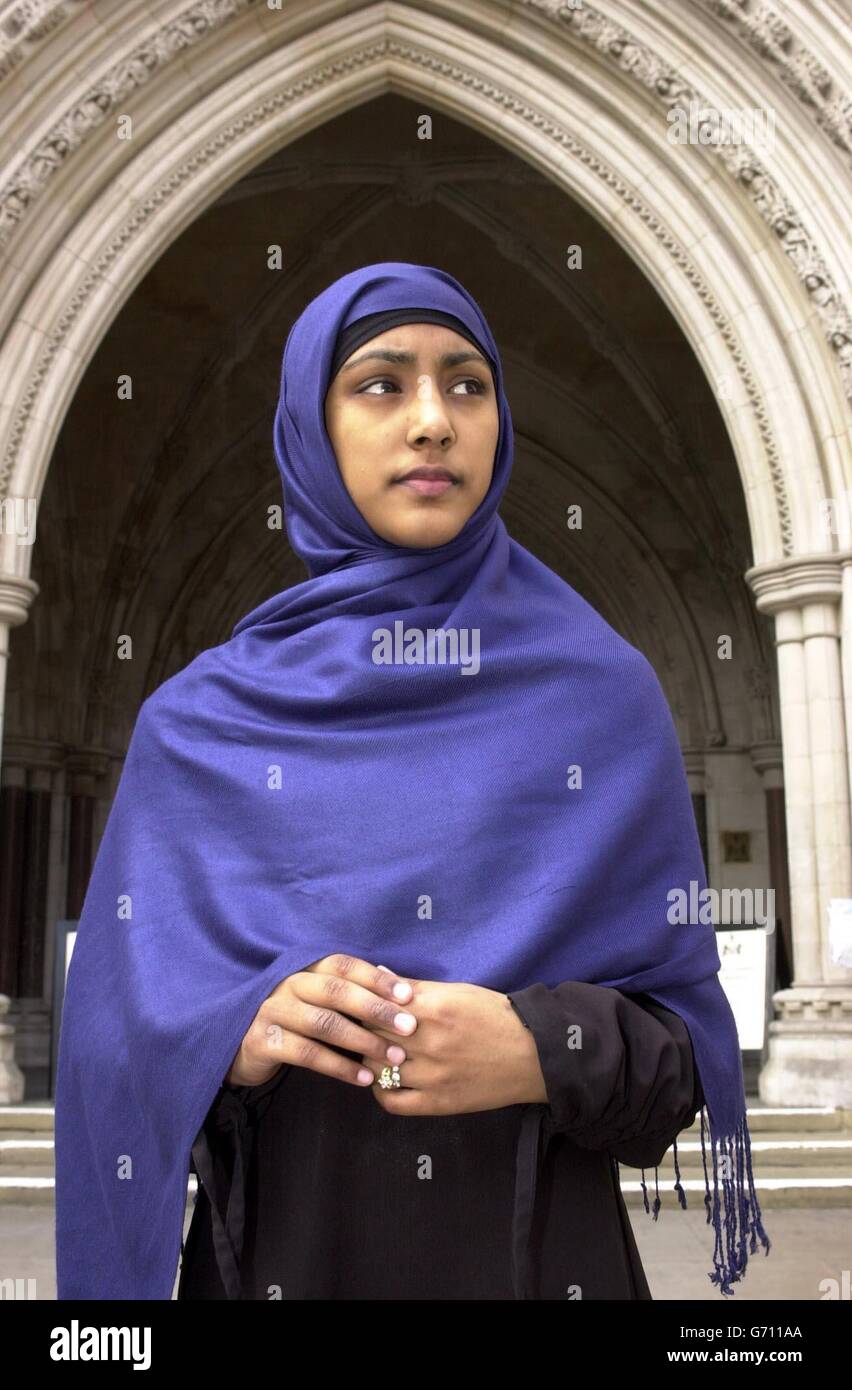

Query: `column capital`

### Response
(749, 739, 784, 778)
(0, 738, 65, 777)
(65, 748, 112, 794)
(681, 747, 706, 778)
(744, 553, 852, 615)
(0, 573, 39, 627)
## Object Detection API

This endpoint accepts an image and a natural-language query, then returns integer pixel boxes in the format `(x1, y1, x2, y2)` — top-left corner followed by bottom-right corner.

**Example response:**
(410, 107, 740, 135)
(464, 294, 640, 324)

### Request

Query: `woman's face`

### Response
(323, 323, 499, 548)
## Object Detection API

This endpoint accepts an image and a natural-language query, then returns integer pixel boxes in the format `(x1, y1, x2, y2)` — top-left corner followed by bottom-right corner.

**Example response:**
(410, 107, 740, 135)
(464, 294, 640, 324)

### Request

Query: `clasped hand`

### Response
(225, 953, 548, 1115)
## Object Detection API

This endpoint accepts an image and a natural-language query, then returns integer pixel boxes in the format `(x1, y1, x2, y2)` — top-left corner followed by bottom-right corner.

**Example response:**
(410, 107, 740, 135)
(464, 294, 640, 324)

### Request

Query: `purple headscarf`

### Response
(55, 261, 769, 1299)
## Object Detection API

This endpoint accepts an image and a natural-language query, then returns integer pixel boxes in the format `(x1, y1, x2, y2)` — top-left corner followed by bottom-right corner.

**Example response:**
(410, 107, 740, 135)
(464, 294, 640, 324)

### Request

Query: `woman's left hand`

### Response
(361, 975, 549, 1115)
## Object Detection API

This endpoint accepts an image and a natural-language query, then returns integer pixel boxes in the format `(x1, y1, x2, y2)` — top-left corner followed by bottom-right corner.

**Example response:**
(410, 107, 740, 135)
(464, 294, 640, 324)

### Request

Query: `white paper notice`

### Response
(716, 927, 768, 1050)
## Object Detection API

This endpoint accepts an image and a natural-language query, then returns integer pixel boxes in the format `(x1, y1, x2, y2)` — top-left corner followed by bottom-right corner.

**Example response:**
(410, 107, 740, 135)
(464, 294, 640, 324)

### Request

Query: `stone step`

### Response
(6, 1130, 851, 1176)
(680, 1106, 852, 1134)
(0, 1106, 55, 1132)
(651, 1134, 852, 1170)
(3, 1103, 849, 1134)
(3, 1105, 850, 1214)
(0, 1139, 55, 1170)
(619, 1171, 852, 1209)
(2, 1169, 850, 1209)
(0, 1176, 202, 1209)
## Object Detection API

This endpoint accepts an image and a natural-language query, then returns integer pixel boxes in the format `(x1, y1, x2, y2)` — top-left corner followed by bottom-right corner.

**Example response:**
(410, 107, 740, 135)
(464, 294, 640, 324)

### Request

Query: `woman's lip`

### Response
(396, 476, 457, 496)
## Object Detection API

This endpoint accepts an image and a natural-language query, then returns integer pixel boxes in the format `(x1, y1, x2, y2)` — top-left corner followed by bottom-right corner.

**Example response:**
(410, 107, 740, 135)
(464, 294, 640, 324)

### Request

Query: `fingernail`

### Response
(377, 964, 392, 973)
(392, 981, 412, 1001)
(357, 1068, 374, 1084)
(394, 1012, 416, 1032)
(386, 1045, 406, 1064)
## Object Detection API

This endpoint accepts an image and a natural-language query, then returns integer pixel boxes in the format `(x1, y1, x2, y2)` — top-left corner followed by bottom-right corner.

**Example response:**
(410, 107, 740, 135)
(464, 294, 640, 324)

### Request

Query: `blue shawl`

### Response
(55, 260, 770, 1299)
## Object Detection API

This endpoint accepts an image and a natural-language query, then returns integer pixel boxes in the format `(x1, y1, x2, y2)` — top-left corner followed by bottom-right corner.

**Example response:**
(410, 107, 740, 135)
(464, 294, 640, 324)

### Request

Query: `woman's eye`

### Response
(360, 379, 398, 394)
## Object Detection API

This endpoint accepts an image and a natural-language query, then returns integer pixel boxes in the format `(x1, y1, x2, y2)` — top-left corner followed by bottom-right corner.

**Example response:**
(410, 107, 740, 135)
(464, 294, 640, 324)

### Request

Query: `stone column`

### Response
(745, 556, 852, 1108)
(682, 748, 708, 879)
(0, 573, 40, 783)
(0, 995, 24, 1104)
(1, 744, 63, 1098)
(65, 762, 101, 919)
(0, 763, 26, 995)
(750, 740, 792, 988)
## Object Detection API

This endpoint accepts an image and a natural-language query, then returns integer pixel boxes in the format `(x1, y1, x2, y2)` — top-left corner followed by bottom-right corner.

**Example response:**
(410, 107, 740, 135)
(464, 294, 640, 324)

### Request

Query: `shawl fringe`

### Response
(637, 1106, 771, 1296)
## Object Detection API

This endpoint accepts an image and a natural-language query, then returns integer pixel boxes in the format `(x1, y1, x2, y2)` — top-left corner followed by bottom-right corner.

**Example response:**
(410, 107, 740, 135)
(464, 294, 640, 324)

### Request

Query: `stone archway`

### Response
(0, 0, 850, 1105)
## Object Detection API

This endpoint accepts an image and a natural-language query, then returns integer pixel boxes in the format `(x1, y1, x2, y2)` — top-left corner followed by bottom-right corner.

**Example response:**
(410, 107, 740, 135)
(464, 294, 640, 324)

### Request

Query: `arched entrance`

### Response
(0, 0, 850, 1106)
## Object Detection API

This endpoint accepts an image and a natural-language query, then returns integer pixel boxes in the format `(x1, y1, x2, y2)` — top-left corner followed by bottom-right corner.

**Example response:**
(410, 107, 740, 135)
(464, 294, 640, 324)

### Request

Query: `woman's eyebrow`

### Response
(338, 347, 489, 373)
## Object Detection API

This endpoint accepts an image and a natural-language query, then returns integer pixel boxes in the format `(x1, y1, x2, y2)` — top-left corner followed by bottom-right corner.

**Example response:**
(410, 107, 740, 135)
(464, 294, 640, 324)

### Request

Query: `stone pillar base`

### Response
(759, 987, 852, 1108)
(0, 995, 25, 1104)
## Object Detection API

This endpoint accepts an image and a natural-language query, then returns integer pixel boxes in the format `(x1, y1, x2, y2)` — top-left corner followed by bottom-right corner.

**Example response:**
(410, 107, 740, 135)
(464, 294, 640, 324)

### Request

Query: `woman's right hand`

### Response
(223, 954, 417, 1088)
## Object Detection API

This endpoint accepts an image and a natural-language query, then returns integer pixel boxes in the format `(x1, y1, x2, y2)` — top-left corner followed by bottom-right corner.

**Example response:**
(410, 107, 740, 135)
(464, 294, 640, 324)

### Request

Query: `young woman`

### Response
(55, 262, 769, 1302)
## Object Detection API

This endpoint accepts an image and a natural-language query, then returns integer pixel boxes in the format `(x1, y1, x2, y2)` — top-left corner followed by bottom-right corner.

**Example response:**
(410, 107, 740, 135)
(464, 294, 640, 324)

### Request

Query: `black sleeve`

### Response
(183, 1065, 293, 1285)
(188, 1065, 289, 1180)
(507, 980, 704, 1168)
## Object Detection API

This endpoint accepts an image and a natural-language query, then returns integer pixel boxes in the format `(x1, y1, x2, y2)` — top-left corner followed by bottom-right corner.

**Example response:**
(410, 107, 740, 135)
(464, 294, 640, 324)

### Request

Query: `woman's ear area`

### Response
(322, 379, 342, 465)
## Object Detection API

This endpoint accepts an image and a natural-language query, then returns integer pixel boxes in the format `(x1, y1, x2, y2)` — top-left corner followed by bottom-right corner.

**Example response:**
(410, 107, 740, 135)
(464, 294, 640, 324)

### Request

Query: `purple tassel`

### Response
(672, 1135, 688, 1209)
(639, 1166, 649, 1214)
(637, 1105, 770, 1296)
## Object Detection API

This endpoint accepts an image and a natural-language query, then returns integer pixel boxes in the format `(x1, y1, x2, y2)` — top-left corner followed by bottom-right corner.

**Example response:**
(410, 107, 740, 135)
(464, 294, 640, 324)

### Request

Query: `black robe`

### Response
(177, 981, 703, 1300)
